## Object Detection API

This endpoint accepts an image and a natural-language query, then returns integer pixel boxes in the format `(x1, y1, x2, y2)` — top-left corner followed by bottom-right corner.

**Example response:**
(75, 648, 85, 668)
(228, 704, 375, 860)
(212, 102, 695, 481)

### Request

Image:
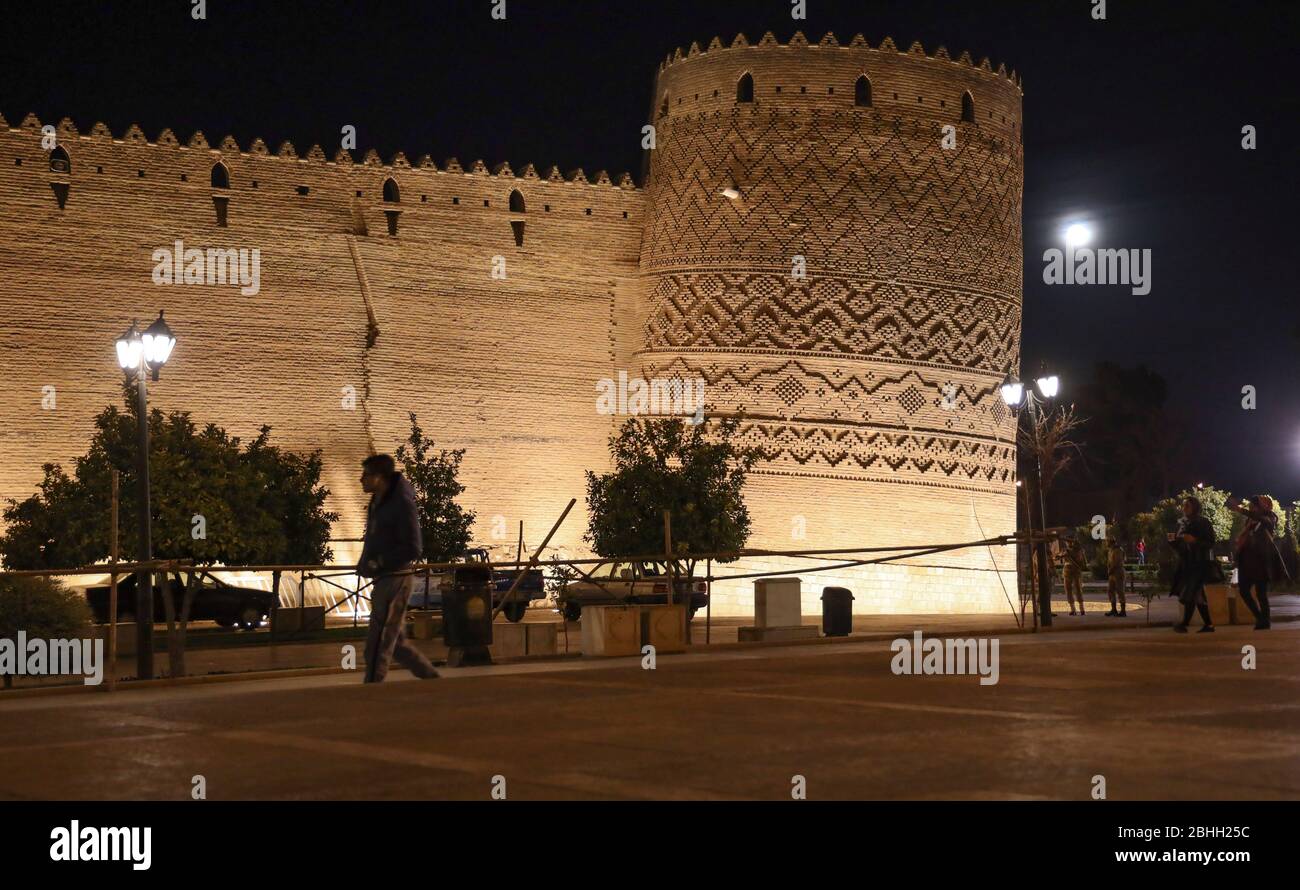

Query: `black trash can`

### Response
(821, 587, 854, 637)
(443, 563, 494, 666)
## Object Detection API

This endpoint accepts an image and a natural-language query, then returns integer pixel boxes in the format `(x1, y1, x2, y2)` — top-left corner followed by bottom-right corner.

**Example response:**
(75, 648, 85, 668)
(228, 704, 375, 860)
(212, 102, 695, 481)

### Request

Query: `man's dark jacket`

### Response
(358, 473, 422, 578)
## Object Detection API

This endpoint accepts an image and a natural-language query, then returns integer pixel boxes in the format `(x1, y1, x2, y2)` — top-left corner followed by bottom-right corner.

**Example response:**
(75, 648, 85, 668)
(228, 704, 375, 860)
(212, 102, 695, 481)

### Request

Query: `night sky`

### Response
(6, 0, 1299, 503)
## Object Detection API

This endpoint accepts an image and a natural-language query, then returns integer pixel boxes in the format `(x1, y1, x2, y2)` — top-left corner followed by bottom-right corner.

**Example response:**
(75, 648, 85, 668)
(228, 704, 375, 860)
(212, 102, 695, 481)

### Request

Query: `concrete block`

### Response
(272, 606, 326, 635)
(491, 621, 527, 658)
(640, 605, 687, 654)
(581, 605, 640, 657)
(526, 622, 558, 656)
(754, 577, 802, 628)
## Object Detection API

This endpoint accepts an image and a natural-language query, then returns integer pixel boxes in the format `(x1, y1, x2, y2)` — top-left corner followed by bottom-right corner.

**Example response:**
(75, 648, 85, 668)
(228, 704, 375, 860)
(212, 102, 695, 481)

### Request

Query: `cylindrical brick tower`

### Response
(638, 31, 1024, 615)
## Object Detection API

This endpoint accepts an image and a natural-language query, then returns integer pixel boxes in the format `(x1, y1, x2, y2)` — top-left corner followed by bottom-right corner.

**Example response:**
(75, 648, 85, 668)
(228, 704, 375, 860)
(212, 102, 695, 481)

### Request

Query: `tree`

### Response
(1073, 363, 1183, 516)
(584, 416, 760, 578)
(1028, 403, 1084, 498)
(0, 392, 337, 676)
(393, 413, 475, 563)
(0, 576, 92, 689)
(1128, 486, 1235, 584)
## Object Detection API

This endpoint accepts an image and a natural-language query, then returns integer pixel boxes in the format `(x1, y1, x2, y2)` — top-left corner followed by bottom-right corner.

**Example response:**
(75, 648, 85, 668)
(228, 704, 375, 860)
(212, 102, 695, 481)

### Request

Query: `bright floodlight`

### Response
(720, 186, 741, 200)
(1064, 223, 1092, 248)
(999, 374, 1025, 408)
(115, 322, 143, 371)
(142, 311, 176, 369)
(1035, 374, 1061, 399)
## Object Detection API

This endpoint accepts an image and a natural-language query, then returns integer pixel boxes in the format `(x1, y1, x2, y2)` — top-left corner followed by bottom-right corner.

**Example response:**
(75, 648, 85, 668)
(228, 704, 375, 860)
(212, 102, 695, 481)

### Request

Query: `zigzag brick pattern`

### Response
(1, 31, 1024, 615)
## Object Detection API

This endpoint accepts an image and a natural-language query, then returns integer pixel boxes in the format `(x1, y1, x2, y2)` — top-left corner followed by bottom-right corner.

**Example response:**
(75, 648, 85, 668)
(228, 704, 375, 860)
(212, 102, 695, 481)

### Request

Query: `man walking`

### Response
(358, 454, 440, 683)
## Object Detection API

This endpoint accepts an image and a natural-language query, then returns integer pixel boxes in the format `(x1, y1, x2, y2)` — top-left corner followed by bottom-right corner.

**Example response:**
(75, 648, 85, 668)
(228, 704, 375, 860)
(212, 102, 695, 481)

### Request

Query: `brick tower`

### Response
(637, 32, 1025, 614)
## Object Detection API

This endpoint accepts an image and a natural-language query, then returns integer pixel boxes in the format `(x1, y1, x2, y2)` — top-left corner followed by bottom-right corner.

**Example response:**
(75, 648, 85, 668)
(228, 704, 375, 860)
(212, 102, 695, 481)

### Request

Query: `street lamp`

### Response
(115, 311, 176, 679)
(1002, 364, 1062, 627)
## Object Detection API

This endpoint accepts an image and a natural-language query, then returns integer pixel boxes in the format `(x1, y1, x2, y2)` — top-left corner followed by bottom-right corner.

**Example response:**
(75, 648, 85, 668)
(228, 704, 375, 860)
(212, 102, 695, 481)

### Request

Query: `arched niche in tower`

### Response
(737, 72, 754, 103)
(855, 75, 873, 108)
(210, 161, 230, 189)
(49, 145, 71, 174)
(961, 91, 976, 123)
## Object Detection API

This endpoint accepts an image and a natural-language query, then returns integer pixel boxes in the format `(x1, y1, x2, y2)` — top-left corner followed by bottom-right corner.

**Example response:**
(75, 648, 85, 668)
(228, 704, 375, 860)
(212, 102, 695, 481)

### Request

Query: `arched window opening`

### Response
(382, 177, 400, 203)
(961, 91, 976, 123)
(854, 76, 872, 108)
(49, 146, 71, 174)
(737, 73, 754, 103)
(211, 162, 230, 189)
(659, 95, 669, 118)
(509, 189, 526, 214)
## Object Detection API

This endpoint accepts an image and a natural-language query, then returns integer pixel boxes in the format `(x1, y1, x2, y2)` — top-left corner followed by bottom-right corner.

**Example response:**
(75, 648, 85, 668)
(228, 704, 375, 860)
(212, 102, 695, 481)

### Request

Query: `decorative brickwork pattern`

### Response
(638, 34, 1024, 612)
(0, 31, 1024, 615)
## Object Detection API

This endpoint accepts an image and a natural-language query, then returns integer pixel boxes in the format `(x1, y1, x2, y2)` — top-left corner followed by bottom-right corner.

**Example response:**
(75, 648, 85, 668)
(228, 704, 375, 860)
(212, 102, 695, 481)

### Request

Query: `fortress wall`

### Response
(0, 116, 643, 564)
(352, 174, 644, 561)
(640, 35, 1024, 614)
(1, 31, 1026, 617)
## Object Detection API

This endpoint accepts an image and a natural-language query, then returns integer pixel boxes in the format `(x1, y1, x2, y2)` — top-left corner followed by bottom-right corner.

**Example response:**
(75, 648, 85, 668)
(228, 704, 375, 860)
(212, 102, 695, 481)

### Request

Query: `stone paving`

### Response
(0, 610, 1296, 801)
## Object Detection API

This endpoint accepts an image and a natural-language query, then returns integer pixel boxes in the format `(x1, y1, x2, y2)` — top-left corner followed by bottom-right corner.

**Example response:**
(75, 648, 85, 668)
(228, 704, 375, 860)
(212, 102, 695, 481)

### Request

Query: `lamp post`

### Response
(114, 311, 176, 680)
(1002, 366, 1061, 628)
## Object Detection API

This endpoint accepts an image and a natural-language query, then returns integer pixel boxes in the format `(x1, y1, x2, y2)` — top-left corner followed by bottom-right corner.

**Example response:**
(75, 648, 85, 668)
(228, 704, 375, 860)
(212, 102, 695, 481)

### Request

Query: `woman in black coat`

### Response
(1230, 495, 1283, 630)
(1168, 496, 1216, 633)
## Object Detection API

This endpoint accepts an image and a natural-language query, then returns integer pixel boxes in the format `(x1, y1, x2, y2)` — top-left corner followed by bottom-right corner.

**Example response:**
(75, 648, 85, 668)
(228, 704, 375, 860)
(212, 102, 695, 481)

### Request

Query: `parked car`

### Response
(409, 548, 544, 622)
(556, 561, 708, 622)
(85, 571, 275, 630)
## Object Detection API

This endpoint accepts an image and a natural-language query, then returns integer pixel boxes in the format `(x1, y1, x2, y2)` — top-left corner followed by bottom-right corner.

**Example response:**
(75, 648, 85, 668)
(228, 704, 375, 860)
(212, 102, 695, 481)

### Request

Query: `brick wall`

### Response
(640, 33, 1024, 614)
(0, 31, 1025, 616)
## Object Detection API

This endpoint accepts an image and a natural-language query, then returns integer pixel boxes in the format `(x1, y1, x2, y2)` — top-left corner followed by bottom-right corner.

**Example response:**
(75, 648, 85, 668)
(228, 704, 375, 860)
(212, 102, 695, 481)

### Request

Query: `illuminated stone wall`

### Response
(0, 116, 643, 568)
(0, 30, 1023, 615)
(639, 32, 1024, 613)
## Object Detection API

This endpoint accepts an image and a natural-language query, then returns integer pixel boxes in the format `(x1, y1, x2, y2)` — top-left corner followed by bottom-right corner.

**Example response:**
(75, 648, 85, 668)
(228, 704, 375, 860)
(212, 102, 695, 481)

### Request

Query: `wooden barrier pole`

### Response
(663, 510, 673, 607)
(107, 470, 119, 693)
(706, 558, 712, 644)
(491, 499, 575, 621)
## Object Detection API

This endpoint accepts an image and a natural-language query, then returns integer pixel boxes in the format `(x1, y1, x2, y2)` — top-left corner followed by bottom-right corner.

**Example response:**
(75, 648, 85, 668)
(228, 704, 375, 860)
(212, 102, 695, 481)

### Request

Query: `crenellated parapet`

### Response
(659, 30, 1021, 88)
(1, 112, 640, 190)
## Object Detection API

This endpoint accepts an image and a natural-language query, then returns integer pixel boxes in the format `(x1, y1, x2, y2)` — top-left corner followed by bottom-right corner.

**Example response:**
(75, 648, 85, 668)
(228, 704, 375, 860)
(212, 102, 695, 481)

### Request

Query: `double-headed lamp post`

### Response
(1001, 366, 1061, 628)
(114, 311, 176, 680)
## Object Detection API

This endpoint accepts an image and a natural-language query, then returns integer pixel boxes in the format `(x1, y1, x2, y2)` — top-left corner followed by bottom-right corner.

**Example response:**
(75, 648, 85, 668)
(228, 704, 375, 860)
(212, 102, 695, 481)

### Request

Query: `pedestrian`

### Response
(1168, 496, 1216, 633)
(1106, 538, 1127, 617)
(1063, 539, 1087, 616)
(1136, 537, 1146, 566)
(358, 454, 440, 682)
(1229, 495, 1284, 630)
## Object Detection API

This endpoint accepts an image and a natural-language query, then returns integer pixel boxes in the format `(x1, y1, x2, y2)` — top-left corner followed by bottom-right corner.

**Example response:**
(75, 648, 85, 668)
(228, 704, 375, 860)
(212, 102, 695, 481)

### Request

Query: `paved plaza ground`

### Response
(1, 614, 1296, 801)
(11, 589, 1294, 689)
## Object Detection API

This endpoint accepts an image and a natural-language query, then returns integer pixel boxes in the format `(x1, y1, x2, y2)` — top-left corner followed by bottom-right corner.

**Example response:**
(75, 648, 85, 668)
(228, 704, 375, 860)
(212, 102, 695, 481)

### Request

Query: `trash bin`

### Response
(821, 587, 854, 637)
(443, 563, 494, 666)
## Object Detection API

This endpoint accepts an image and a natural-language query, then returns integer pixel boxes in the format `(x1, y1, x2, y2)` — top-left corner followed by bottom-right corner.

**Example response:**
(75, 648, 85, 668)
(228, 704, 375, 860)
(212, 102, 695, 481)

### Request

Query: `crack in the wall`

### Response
(345, 233, 379, 455)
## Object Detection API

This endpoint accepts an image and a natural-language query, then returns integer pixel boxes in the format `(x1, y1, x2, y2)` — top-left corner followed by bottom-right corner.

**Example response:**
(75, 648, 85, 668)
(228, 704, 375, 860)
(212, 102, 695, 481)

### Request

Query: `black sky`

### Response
(6, 0, 1299, 503)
